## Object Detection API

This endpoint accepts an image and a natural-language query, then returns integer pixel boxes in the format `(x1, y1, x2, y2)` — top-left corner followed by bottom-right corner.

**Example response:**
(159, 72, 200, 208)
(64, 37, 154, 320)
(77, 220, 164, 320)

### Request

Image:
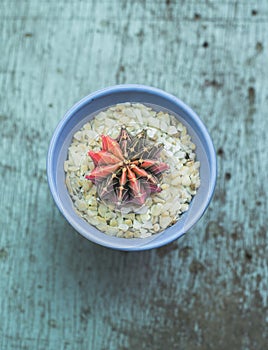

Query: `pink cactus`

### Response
(86, 126, 169, 207)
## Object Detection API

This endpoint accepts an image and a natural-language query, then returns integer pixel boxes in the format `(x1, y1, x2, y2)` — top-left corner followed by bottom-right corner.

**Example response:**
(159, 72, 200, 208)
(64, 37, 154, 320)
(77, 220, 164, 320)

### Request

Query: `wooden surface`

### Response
(1, 1, 267, 349)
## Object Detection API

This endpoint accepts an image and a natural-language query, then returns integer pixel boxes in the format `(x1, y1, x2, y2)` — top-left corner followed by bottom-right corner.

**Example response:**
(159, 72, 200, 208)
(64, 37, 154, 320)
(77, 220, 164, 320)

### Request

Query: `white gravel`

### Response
(64, 103, 200, 238)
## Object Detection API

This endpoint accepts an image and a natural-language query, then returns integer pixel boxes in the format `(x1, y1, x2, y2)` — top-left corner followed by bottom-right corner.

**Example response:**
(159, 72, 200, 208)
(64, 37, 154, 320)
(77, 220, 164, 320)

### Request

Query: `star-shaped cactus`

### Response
(85, 126, 169, 208)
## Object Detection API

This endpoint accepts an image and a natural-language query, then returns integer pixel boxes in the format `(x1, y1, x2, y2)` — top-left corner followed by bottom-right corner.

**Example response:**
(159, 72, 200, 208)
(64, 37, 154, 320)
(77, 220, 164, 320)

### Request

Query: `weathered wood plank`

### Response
(0, 1, 267, 349)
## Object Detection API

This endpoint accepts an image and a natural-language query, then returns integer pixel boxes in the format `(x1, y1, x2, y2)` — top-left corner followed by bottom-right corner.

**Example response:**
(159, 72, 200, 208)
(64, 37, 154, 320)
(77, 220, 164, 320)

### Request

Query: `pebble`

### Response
(133, 220, 142, 230)
(86, 209, 97, 217)
(104, 118, 116, 126)
(147, 128, 157, 139)
(90, 217, 103, 226)
(152, 216, 158, 224)
(84, 130, 98, 140)
(96, 216, 106, 224)
(155, 190, 171, 201)
(133, 231, 143, 238)
(145, 198, 153, 207)
(124, 213, 135, 220)
(75, 199, 88, 211)
(161, 183, 169, 190)
(141, 108, 152, 118)
(110, 218, 118, 227)
(86, 196, 97, 207)
(169, 200, 181, 216)
(142, 221, 153, 229)
(181, 203, 189, 212)
(171, 176, 182, 186)
(139, 228, 150, 237)
(153, 223, 160, 232)
(148, 117, 160, 129)
(84, 123, 92, 130)
(152, 197, 166, 204)
(80, 164, 89, 175)
(162, 201, 173, 212)
(64, 160, 70, 172)
(140, 213, 151, 223)
(105, 227, 118, 235)
(68, 165, 80, 172)
(98, 203, 107, 218)
(88, 186, 97, 196)
(181, 176, 191, 187)
(134, 205, 149, 214)
(176, 151, 186, 159)
(104, 210, 114, 220)
(160, 215, 173, 229)
(133, 108, 142, 122)
(159, 120, 169, 132)
(65, 175, 73, 195)
(167, 125, 178, 135)
(74, 131, 82, 141)
(118, 223, 129, 231)
(124, 231, 135, 238)
(124, 219, 132, 226)
(151, 203, 163, 216)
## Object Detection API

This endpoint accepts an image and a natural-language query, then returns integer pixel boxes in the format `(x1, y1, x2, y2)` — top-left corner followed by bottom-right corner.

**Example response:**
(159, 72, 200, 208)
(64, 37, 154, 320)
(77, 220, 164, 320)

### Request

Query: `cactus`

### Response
(86, 126, 169, 207)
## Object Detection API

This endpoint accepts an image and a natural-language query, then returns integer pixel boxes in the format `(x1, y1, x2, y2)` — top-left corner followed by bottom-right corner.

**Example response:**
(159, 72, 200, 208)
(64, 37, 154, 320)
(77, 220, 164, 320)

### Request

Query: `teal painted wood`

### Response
(0, 1, 267, 349)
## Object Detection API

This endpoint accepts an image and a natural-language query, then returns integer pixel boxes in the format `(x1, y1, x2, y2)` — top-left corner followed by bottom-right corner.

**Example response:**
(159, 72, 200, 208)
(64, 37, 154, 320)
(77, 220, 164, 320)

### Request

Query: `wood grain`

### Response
(1, 1, 267, 349)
